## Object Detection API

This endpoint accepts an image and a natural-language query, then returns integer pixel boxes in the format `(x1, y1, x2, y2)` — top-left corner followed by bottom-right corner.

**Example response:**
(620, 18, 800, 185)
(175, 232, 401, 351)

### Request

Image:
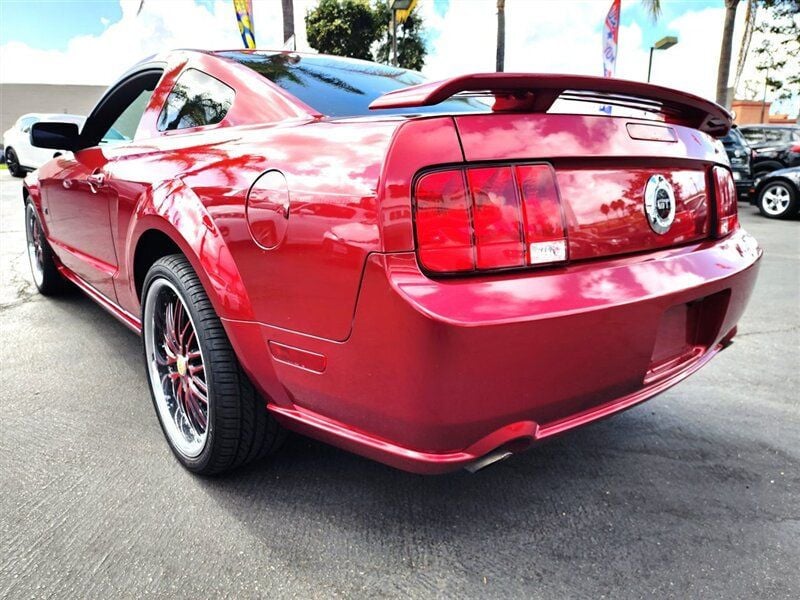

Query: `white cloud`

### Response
(0, 0, 316, 85)
(0, 0, 794, 116)
(418, 0, 734, 102)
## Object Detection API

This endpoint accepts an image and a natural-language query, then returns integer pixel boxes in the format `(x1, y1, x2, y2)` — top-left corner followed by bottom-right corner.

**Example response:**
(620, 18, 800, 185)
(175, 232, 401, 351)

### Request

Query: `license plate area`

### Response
(645, 290, 730, 384)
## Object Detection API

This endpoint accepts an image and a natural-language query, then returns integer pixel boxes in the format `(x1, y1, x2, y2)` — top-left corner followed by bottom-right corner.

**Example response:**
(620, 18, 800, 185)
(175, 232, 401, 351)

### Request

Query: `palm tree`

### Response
(496, 0, 505, 72)
(716, 0, 740, 107)
(640, 0, 662, 21)
(282, 0, 295, 48)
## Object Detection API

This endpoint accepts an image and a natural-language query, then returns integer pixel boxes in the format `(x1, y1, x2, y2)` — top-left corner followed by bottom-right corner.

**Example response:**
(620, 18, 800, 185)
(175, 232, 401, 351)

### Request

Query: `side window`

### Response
(764, 129, 787, 143)
(157, 69, 234, 132)
(79, 69, 162, 149)
(103, 88, 155, 144)
(740, 128, 763, 143)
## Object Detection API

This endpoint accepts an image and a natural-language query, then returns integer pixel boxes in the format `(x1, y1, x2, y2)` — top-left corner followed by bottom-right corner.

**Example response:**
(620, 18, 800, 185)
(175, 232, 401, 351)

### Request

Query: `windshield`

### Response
(722, 128, 748, 147)
(216, 50, 487, 118)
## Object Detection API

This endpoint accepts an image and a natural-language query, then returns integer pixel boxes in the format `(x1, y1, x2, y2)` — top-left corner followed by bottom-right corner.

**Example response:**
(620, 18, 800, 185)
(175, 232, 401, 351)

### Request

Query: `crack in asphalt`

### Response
(737, 325, 800, 338)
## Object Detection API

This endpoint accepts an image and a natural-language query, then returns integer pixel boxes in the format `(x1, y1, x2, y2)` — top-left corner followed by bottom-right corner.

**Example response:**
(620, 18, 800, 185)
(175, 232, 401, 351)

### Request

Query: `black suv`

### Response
(738, 124, 800, 177)
(721, 126, 755, 201)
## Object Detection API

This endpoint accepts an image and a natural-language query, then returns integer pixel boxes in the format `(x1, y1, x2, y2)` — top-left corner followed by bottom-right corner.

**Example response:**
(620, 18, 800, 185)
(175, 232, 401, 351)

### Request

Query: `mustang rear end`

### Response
(229, 74, 761, 474)
(23, 53, 761, 476)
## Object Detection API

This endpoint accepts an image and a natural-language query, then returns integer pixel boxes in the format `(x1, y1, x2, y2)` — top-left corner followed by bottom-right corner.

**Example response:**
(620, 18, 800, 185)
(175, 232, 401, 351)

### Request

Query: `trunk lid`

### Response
(453, 113, 722, 261)
(372, 73, 732, 267)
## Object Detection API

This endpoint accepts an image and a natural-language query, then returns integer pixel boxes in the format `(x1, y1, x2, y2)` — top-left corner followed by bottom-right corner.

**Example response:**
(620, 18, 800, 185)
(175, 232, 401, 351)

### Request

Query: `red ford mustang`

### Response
(23, 50, 761, 475)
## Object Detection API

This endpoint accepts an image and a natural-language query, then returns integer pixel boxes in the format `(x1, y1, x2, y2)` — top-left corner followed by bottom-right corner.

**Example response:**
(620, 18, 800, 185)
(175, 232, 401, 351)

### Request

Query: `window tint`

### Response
(723, 128, 748, 146)
(216, 51, 486, 118)
(740, 128, 764, 143)
(158, 69, 234, 131)
(104, 88, 154, 143)
(764, 128, 789, 142)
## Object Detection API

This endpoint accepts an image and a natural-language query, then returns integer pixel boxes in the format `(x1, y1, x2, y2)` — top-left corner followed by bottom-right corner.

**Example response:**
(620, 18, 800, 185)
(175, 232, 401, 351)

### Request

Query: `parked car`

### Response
(720, 125, 755, 201)
(752, 166, 800, 219)
(3, 113, 86, 177)
(22, 50, 761, 475)
(738, 124, 800, 176)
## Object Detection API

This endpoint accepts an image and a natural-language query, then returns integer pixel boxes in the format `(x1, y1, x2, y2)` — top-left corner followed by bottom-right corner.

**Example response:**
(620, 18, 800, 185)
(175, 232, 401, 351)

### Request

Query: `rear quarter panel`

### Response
(116, 118, 398, 341)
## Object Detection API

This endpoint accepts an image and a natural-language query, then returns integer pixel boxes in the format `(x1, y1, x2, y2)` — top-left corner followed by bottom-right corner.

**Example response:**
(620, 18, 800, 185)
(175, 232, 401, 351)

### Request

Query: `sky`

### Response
(0, 0, 796, 115)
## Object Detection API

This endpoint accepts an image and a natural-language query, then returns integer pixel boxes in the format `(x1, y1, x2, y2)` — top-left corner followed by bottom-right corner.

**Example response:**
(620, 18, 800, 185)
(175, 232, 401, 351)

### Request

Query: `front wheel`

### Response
(758, 181, 797, 219)
(142, 255, 284, 474)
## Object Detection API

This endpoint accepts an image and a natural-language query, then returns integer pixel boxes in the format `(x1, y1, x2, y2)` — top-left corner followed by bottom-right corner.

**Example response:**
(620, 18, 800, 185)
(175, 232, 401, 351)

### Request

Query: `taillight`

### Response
(790, 143, 800, 153)
(414, 164, 566, 273)
(712, 166, 738, 237)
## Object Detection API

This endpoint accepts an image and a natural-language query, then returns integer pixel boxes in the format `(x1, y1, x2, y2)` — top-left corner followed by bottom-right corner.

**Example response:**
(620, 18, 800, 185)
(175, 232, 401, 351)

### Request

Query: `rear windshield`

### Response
(215, 50, 487, 118)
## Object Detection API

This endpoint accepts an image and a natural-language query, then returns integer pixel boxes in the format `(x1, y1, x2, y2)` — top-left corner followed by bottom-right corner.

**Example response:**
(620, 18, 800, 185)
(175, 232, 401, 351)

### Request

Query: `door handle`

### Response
(87, 171, 105, 193)
(87, 172, 105, 187)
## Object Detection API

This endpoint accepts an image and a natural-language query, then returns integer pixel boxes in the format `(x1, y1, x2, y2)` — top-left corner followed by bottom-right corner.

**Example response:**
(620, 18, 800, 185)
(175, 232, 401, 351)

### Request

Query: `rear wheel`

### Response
(758, 181, 797, 219)
(25, 203, 67, 295)
(142, 254, 284, 474)
(5, 147, 24, 177)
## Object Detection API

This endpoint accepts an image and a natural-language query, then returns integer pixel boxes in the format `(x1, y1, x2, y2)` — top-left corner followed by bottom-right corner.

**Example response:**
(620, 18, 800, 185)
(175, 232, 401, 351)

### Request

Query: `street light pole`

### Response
(389, 0, 412, 67)
(647, 36, 678, 83)
(391, 9, 397, 66)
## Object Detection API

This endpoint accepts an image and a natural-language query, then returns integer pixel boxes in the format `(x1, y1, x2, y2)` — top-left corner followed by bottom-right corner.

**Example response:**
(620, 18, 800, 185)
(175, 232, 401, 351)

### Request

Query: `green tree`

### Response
(305, 0, 380, 61)
(752, 0, 800, 117)
(373, 1, 427, 70)
(640, 0, 662, 20)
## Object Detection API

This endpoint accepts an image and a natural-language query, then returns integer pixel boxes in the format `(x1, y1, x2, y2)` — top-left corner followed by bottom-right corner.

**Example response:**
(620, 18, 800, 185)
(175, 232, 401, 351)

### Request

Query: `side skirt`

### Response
(56, 265, 142, 335)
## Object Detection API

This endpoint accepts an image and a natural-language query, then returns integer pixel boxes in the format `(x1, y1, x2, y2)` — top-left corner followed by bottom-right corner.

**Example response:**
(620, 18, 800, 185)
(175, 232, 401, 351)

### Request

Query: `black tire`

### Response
(141, 254, 284, 475)
(757, 180, 798, 219)
(25, 203, 68, 295)
(5, 147, 25, 178)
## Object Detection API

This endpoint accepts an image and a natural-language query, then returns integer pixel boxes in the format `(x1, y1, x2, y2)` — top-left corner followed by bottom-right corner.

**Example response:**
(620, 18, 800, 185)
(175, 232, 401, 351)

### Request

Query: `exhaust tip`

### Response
(464, 450, 514, 474)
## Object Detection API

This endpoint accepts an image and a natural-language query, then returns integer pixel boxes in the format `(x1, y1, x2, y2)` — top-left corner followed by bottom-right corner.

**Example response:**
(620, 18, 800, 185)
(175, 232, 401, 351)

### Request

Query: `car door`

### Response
(40, 72, 161, 302)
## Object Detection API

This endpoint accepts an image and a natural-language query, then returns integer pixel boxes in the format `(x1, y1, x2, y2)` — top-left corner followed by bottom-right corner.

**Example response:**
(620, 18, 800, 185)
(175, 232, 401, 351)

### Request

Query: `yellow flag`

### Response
(232, 0, 256, 49)
(395, 0, 418, 24)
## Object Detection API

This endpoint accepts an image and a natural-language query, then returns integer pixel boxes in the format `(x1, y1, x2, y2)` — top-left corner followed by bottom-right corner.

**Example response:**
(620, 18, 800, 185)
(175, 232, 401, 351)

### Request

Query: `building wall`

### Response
(1, 83, 106, 137)
(732, 99, 799, 126)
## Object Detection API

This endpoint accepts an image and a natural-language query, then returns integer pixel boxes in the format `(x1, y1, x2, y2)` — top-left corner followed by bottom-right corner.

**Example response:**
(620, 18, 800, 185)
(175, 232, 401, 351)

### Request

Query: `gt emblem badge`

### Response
(176, 355, 187, 377)
(644, 174, 676, 235)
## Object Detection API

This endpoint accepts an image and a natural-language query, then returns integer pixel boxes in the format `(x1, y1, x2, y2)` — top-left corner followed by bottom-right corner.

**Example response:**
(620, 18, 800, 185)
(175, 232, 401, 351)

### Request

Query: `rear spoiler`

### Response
(368, 73, 732, 136)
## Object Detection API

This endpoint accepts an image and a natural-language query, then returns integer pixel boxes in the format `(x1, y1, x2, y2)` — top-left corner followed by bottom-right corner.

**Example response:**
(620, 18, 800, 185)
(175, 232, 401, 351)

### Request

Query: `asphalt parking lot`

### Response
(0, 168, 798, 599)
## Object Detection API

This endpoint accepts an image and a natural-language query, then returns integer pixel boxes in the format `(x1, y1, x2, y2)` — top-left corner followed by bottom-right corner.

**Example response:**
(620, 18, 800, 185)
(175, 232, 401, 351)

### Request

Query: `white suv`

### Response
(3, 113, 86, 177)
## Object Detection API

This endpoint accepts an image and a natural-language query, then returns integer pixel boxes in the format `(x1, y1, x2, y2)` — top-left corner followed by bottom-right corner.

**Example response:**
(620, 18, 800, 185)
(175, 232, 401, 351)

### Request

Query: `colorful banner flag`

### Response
(395, 0, 419, 24)
(233, 0, 256, 49)
(601, 0, 621, 114)
(602, 0, 620, 78)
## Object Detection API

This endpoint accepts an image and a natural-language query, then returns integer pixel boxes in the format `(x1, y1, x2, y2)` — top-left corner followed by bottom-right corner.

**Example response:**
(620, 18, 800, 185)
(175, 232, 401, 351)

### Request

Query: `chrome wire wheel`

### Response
(760, 183, 791, 216)
(144, 278, 210, 458)
(25, 204, 45, 288)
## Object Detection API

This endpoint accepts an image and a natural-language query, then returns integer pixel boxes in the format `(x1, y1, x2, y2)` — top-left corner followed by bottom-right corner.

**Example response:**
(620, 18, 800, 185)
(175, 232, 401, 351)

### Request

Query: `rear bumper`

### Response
(224, 228, 761, 474)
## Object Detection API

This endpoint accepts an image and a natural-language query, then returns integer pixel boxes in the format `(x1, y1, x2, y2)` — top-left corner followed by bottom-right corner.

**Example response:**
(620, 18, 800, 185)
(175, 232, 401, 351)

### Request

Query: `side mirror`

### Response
(30, 122, 80, 152)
